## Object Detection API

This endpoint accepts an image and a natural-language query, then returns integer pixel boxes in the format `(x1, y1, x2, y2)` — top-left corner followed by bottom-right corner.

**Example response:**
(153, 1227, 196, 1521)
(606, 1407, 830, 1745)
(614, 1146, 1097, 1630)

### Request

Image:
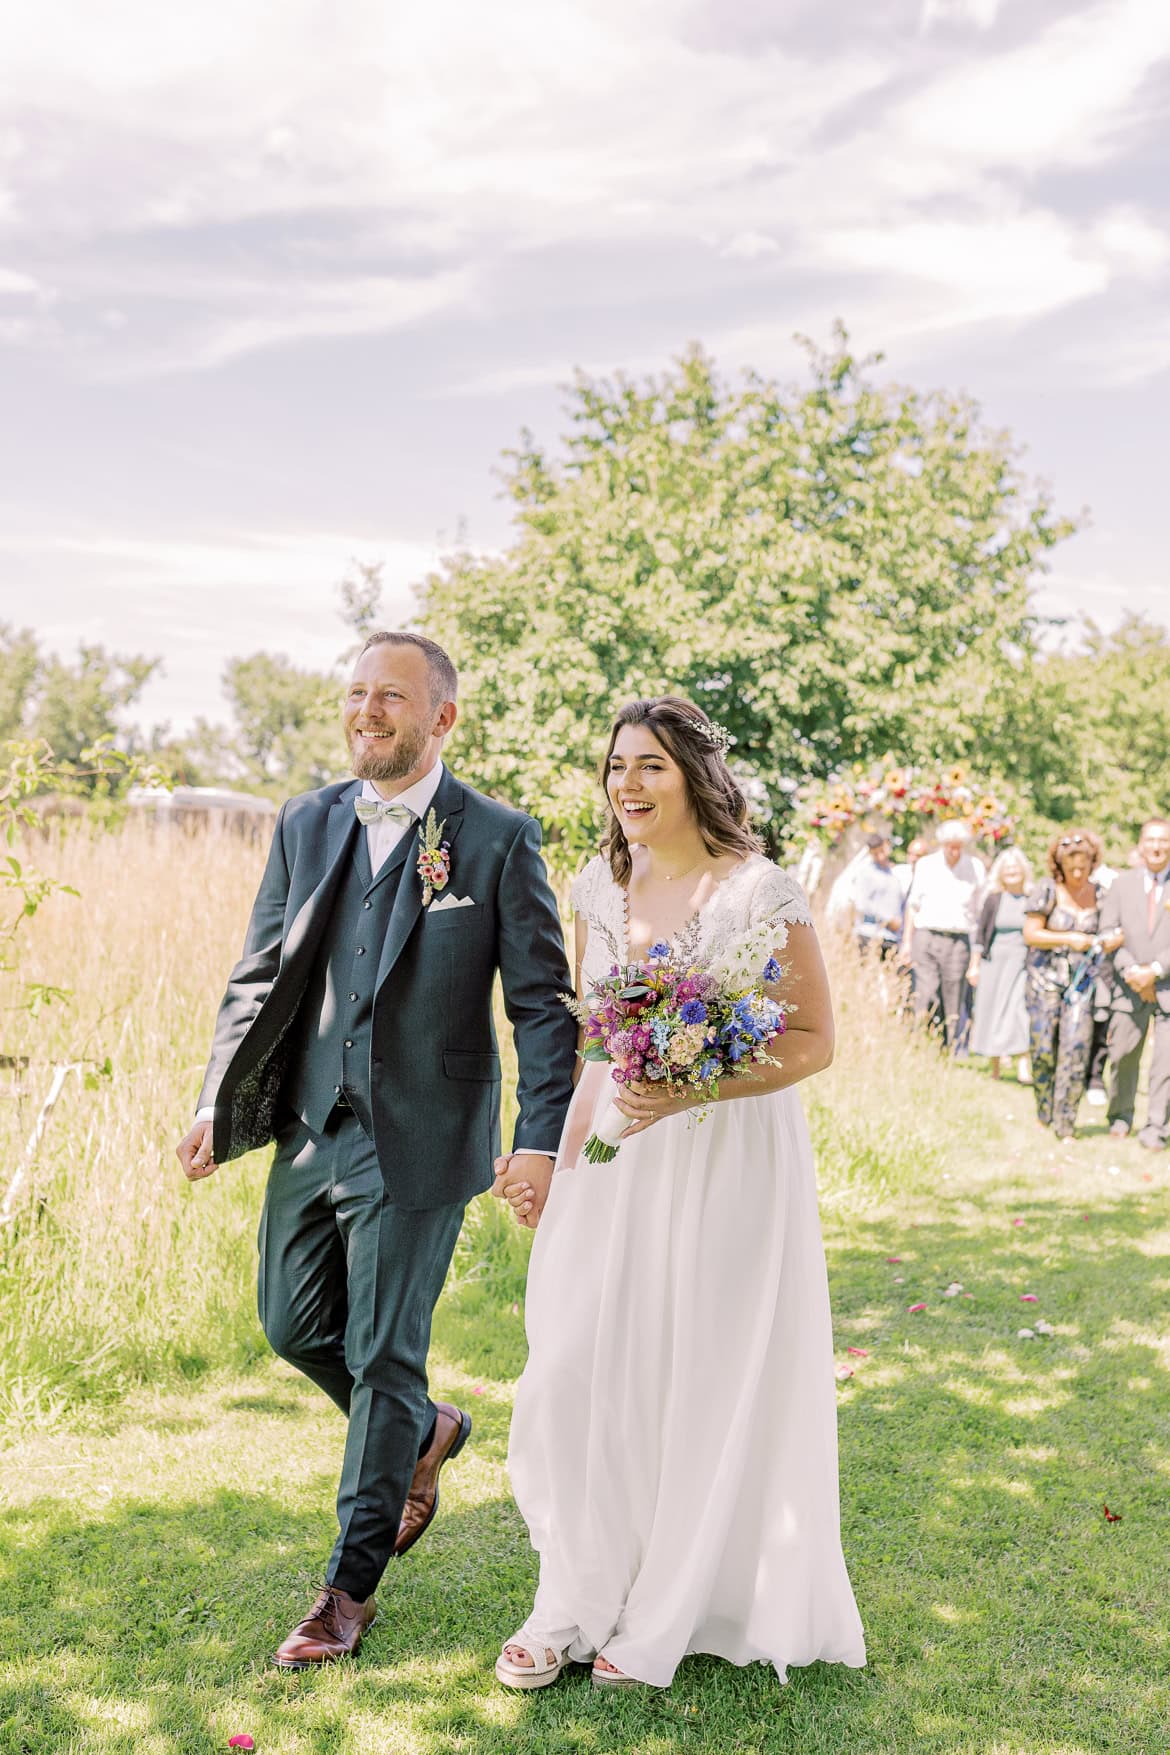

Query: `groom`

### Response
(176, 632, 576, 1667)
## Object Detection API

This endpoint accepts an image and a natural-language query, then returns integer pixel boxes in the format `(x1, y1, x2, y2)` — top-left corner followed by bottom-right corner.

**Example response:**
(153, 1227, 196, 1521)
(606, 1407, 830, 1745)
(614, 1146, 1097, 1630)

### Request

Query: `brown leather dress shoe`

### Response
(272, 1585, 377, 1669)
(394, 1401, 472, 1557)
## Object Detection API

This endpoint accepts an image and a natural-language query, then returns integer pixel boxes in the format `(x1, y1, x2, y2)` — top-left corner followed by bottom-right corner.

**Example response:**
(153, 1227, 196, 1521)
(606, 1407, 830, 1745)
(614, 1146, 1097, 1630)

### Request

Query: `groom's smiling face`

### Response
(343, 643, 452, 789)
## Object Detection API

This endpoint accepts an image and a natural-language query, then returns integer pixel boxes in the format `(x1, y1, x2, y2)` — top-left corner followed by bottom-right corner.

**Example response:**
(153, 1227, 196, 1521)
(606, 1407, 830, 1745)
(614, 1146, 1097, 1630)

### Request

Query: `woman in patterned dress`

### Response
(1023, 829, 1122, 1138)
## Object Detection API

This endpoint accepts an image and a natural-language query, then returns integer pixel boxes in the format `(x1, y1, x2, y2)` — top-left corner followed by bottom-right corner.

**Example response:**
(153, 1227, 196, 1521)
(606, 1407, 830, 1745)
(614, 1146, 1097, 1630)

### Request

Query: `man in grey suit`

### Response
(176, 632, 577, 1666)
(1099, 816, 1170, 1150)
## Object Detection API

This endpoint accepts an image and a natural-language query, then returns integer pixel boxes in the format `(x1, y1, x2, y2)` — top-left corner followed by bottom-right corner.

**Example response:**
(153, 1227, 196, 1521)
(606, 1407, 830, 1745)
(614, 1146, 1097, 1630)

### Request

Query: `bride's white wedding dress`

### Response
(507, 852, 866, 1688)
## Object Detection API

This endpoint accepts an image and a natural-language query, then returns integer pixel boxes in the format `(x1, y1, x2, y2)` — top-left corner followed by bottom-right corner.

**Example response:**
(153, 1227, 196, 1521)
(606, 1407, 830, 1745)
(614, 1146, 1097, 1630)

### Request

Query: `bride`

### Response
(491, 696, 866, 1691)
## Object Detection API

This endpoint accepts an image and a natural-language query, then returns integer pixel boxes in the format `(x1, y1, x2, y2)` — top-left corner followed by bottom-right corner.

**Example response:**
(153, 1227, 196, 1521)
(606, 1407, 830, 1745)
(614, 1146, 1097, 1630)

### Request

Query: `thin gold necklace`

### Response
(650, 857, 704, 884)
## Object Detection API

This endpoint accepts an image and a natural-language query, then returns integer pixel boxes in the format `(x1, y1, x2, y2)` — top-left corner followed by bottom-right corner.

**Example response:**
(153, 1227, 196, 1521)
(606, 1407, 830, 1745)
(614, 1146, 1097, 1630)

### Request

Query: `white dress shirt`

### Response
(198, 760, 556, 1158)
(360, 763, 443, 873)
(1144, 868, 1168, 977)
(907, 850, 984, 935)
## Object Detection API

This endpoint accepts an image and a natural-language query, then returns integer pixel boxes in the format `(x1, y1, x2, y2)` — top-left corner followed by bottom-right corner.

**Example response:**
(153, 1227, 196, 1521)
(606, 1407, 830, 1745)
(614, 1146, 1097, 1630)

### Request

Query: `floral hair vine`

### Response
(689, 716, 734, 758)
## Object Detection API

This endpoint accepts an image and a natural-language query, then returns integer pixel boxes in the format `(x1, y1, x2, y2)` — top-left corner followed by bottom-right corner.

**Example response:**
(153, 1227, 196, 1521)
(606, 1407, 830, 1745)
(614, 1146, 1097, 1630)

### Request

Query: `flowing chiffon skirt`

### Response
(507, 1060, 867, 1688)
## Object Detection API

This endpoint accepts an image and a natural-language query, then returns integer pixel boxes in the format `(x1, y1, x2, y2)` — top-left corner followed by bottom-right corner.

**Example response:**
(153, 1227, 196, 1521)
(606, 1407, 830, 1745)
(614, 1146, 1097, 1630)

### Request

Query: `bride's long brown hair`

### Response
(601, 697, 762, 887)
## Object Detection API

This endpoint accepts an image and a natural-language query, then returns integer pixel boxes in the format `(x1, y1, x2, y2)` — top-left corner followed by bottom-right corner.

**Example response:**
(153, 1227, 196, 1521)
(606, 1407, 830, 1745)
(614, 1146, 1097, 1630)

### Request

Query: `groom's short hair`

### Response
(360, 631, 458, 707)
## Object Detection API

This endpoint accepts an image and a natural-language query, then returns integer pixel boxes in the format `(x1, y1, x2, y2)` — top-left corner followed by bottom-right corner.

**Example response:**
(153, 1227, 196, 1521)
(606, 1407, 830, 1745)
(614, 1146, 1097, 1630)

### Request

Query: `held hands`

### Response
(966, 959, 980, 988)
(1124, 965, 1158, 1003)
(612, 1079, 705, 1138)
(1066, 932, 1094, 954)
(491, 1153, 554, 1229)
(177, 1119, 218, 1182)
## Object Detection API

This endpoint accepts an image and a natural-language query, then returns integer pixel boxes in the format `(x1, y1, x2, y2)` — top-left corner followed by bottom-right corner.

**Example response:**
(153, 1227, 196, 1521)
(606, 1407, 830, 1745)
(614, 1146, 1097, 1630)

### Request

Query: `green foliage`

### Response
(184, 651, 346, 797)
(177, 573, 386, 797)
(0, 624, 159, 782)
(419, 330, 1075, 869)
(339, 556, 388, 656)
(0, 737, 164, 1018)
(0, 623, 39, 742)
(1006, 613, 1170, 848)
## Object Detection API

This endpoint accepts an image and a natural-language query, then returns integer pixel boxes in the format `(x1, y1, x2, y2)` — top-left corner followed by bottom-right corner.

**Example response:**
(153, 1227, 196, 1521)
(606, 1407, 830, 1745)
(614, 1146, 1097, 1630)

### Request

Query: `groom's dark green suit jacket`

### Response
(198, 766, 578, 1209)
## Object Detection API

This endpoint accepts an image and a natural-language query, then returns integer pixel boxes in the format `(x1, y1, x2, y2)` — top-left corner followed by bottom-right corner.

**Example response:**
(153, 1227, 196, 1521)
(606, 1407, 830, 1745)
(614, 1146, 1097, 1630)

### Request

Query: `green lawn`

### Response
(2, 1068, 1167, 1755)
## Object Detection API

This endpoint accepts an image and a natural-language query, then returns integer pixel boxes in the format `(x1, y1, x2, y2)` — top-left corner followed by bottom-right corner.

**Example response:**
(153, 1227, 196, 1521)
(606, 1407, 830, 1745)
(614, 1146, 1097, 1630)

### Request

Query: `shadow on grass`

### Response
(827, 1185, 1170, 1754)
(1, 1183, 1166, 1752)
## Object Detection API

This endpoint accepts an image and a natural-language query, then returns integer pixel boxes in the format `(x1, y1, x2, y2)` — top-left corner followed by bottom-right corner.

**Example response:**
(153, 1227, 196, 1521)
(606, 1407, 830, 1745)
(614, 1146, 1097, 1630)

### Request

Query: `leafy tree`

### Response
(185, 652, 345, 797)
(1034, 615, 1170, 846)
(338, 559, 386, 658)
(0, 624, 39, 744)
(31, 644, 159, 770)
(418, 330, 1076, 867)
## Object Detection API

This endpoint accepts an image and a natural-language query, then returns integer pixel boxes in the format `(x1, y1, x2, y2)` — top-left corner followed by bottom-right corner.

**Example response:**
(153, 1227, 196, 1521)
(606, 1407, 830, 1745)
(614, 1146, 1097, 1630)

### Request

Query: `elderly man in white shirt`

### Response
(899, 820, 986, 1047)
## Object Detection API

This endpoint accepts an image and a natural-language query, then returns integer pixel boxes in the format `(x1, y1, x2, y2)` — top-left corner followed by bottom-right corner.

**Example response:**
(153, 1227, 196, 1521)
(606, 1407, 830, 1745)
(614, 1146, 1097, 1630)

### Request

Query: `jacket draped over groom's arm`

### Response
(197, 768, 578, 1209)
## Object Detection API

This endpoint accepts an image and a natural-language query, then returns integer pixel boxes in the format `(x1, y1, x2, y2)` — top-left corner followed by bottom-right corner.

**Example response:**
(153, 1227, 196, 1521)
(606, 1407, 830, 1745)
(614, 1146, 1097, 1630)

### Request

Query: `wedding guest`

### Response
(967, 849, 1033, 1081)
(899, 821, 984, 1046)
(894, 836, 929, 899)
(850, 832, 905, 958)
(1022, 829, 1121, 1139)
(825, 845, 871, 934)
(1099, 816, 1170, 1150)
(1085, 854, 1120, 1107)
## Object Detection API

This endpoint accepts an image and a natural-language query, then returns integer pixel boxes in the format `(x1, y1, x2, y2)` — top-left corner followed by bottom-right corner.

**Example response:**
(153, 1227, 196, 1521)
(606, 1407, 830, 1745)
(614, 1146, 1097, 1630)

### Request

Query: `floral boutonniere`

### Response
(417, 808, 451, 906)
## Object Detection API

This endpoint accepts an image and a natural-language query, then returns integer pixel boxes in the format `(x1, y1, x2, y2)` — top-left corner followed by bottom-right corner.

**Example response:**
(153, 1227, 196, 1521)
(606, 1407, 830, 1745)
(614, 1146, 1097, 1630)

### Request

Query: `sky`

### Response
(0, 0, 1167, 736)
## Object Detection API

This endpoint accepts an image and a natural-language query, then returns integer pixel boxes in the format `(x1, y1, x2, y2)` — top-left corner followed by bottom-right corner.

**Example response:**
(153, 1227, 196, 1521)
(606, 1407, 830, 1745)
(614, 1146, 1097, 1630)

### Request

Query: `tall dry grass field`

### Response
(0, 822, 994, 1421)
(0, 823, 271, 1418)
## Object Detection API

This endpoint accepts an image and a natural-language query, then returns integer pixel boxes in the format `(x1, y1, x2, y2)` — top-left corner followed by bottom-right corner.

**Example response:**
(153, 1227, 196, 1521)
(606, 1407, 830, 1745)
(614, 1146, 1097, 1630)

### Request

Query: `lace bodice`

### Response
(570, 853, 813, 989)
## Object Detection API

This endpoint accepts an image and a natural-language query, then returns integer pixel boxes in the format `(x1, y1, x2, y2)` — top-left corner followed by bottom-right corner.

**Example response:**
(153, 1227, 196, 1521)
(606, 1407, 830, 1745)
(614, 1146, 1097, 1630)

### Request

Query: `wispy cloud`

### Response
(1, 0, 1167, 386)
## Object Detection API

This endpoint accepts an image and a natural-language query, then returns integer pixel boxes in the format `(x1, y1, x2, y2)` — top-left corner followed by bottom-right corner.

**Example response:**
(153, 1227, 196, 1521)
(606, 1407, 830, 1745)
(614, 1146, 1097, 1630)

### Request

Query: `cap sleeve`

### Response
(1023, 877, 1055, 918)
(748, 863, 814, 931)
(569, 854, 608, 918)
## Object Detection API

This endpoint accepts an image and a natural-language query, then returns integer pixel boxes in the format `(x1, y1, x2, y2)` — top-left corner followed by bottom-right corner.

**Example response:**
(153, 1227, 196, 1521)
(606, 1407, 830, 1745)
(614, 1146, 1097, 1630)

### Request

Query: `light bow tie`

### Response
(354, 797, 416, 828)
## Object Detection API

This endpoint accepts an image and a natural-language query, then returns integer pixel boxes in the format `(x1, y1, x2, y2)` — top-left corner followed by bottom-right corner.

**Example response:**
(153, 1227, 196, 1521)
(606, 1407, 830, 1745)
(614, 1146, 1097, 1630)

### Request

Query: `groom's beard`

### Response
(348, 719, 430, 783)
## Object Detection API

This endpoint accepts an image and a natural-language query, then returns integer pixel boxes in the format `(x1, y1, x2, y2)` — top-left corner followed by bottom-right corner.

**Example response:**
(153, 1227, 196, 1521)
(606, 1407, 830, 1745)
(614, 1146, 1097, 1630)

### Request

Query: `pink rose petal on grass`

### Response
(228, 1739, 255, 1751)
(886, 1256, 902, 1264)
(1020, 1293, 1039, 1302)
(907, 1302, 927, 1314)
(1012, 1218, 1025, 1227)
(846, 1346, 869, 1357)
(472, 1385, 485, 1396)
(835, 1365, 854, 1381)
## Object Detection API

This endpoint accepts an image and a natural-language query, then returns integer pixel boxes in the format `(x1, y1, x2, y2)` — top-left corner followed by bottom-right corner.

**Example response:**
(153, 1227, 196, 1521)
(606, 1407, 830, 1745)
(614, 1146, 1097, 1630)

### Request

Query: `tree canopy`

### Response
(419, 331, 1076, 865)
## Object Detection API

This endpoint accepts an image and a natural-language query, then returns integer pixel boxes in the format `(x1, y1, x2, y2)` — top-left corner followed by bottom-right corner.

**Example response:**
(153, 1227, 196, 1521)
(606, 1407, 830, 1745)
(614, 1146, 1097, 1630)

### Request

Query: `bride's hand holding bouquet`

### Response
(566, 931, 787, 1160)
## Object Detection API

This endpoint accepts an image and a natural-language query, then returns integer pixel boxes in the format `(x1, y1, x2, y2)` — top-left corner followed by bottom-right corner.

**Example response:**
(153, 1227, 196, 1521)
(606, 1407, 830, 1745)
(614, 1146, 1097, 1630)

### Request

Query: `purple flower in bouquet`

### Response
(560, 935, 790, 1163)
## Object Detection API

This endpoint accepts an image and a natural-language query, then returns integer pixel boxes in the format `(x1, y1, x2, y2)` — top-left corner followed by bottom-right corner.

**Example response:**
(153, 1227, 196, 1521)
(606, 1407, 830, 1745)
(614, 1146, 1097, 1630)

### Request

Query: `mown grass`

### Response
(0, 827, 1167, 1752)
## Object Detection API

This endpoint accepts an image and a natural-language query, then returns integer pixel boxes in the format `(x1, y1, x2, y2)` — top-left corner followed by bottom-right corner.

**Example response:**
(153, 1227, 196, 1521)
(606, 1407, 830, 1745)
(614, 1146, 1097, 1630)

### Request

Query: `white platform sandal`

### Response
(495, 1633, 571, 1690)
(591, 1657, 646, 1689)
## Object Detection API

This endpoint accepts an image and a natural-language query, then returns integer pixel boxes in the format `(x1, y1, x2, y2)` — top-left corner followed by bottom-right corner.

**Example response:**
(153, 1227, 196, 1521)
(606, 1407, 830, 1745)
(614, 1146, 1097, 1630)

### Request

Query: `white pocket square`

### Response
(428, 892, 476, 913)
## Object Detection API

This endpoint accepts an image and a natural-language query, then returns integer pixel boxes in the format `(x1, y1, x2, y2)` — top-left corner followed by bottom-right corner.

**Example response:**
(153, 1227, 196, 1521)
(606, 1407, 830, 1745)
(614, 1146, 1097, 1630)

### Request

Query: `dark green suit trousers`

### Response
(258, 1109, 466, 1598)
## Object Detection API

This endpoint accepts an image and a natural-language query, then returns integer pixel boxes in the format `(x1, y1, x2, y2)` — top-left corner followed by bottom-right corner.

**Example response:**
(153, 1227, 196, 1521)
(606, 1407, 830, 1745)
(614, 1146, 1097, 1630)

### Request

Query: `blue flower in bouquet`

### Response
(728, 1040, 747, 1063)
(763, 957, 781, 983)
(650, 1018, 672, 1054)
(698, 1057, 719, 1082)
(679, 999, 708, 1025)
(649, 940, 671, 960)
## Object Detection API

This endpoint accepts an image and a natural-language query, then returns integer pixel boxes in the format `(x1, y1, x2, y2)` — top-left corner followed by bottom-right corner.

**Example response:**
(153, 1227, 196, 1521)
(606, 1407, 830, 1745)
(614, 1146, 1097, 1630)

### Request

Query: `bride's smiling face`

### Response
(607, 724, 693, 845)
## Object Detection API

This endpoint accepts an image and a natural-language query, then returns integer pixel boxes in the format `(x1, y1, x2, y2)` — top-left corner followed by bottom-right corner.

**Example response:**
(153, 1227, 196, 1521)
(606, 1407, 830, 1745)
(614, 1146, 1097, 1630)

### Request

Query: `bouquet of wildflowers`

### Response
(562, 930, 787, 1163)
